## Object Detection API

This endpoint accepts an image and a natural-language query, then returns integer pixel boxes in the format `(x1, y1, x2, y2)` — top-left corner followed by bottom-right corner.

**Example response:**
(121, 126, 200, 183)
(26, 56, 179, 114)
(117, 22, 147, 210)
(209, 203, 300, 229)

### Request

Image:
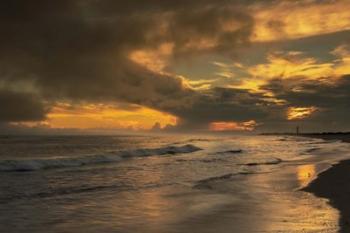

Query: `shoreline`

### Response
(301, 135, 350, 233)
(301, 133, 350, 143)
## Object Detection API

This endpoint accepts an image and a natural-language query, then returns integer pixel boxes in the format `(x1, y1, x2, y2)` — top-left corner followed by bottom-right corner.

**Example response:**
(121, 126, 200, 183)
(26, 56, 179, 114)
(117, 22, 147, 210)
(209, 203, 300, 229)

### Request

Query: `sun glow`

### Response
(209, 120, 258, 131)
(16, 103, 178, 130)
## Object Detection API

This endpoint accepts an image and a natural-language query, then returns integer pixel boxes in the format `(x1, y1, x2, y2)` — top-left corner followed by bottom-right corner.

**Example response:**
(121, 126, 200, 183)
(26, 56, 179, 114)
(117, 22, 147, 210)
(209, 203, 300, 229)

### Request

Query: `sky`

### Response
(1, 0, 350, 134)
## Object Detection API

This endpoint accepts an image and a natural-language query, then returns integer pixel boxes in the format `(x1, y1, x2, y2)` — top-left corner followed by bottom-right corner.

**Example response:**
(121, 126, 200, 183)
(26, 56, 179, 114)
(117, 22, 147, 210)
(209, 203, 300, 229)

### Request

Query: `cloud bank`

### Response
(1, 0, 350, 132)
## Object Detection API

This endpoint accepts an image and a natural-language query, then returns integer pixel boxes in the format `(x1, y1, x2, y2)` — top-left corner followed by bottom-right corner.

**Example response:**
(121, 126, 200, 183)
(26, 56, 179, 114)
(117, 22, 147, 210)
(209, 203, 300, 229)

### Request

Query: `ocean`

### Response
(1, 134, 350, 233)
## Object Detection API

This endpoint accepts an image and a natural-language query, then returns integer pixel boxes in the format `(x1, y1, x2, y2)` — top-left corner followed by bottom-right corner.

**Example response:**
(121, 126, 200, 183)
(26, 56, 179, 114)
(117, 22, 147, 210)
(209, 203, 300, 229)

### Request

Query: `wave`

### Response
(176, 158, 225, 163)
(194, 172, 253, 189)
(242, 157, 282, 166)
(304, 147, 321, 153)
(172, 138, 217, 145)
(0, 182, 177, 204)
(217, 149, 243, 154)
(194, 173, 235, 189)
(0, 144, 202, 172)
(307, 140, 340, 144)
(277, 137, 288, 141)
(0, 184, 122, 204)
(119, 144, 201, 158)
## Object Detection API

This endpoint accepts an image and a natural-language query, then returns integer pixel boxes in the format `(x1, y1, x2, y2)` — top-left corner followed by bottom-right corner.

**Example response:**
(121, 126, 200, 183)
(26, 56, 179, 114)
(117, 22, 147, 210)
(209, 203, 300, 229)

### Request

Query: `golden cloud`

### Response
(248, 51, 334, 80)
(237, 49, 350, 96)
(129, 43, 174, 74)
(17, 102, 178, 130)
(251, 0, 350, 42)
(287, 106, 318, 120)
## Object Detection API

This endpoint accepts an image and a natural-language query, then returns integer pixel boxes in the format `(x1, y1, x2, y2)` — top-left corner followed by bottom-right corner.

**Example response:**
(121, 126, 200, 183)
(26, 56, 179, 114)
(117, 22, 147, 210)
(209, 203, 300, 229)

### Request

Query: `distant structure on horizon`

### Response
(296, 126, 300, 135)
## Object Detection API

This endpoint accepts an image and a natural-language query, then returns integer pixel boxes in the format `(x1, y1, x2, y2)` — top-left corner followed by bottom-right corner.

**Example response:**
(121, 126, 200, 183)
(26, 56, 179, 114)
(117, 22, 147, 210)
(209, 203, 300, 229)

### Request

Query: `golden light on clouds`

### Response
(185, 79, 216, 91)
(183, 37, 218, 51)
(209, 120, 258, 131)
(332, 45, 350, 75)
(235, 48, 350, 96)
(252, 0, 350, 42)
(248, 52, 334, 80)
(129, 43, 174, 74)
(21, 103, 178, 130)
(287, 107, 317, 120)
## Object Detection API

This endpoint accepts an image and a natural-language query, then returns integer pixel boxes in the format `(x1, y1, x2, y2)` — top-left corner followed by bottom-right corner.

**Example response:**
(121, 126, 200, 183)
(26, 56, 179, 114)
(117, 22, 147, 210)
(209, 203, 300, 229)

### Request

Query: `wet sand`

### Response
(302, 134, 350, 233)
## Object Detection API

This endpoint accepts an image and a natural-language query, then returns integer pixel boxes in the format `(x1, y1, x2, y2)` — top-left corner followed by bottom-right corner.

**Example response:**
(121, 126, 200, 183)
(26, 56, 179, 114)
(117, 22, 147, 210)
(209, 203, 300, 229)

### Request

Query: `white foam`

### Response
(0, 144, 202, 172)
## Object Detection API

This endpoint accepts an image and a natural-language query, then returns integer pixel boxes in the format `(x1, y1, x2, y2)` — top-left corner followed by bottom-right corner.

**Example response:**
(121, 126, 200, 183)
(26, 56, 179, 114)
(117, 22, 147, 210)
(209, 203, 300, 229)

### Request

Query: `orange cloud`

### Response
(287, 107, 317, 120)
(209, 120, 258, 131)
(19, 103, 178, 130)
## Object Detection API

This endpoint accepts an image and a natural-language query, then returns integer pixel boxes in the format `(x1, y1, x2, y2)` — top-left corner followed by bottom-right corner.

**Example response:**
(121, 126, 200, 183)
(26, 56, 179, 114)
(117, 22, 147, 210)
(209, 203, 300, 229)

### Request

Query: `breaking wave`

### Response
(0, 144, 202, 172)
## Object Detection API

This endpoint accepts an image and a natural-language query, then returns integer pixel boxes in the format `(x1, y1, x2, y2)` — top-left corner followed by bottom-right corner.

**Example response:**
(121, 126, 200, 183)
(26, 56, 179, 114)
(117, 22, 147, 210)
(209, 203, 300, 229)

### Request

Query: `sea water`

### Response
(1, 134, 350, 233)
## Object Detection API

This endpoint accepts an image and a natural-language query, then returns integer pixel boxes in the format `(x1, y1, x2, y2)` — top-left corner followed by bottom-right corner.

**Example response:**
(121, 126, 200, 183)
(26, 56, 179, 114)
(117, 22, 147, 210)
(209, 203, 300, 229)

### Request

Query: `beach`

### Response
(1, 1, 349, 232)
(2, 134, 350, 232)
(302, 134, 350, 233)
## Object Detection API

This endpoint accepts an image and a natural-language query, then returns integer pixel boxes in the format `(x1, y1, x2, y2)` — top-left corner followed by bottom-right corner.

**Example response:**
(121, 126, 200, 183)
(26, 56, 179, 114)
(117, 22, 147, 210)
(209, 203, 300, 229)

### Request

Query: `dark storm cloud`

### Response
(262, 75, 350, 108)
(168, 87, 270, 129)
(0, 0, 258, 124)
(258, 75, 350, 131)
(3, 0, 348, 132)
(0, 90, 47, 122)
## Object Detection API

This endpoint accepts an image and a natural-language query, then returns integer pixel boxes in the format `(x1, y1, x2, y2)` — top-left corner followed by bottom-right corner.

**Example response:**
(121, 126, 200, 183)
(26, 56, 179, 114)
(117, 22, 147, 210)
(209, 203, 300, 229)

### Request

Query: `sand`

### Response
(302, 134, 350, 233)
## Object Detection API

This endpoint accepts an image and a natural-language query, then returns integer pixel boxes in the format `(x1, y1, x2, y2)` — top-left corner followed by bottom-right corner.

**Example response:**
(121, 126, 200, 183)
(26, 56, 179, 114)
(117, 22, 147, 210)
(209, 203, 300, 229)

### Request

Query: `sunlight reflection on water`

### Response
(1, 135, 349, 232)
(297, 164, 316, 187)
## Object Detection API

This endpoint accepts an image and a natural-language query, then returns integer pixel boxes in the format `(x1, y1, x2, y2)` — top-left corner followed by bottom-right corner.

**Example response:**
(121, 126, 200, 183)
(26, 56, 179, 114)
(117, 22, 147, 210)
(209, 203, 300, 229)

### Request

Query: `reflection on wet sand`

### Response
(243, 163, 339, 232)
(106, 162, 339, 233)
(297, 164, 316, 187)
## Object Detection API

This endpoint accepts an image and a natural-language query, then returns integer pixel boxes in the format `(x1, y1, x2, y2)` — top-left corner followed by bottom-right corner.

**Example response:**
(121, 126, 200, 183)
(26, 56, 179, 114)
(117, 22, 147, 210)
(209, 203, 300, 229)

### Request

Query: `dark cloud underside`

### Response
(0, 90, 47, 122)
(0, 0, 350, 132)
(0, 0, 255, 122)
